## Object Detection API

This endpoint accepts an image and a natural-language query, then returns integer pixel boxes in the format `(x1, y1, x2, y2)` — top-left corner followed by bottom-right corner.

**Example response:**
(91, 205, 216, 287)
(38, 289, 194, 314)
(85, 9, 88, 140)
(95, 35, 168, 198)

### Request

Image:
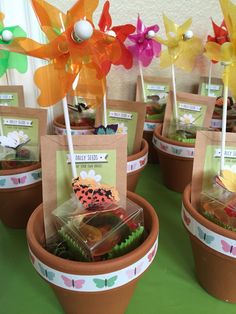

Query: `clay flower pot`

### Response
(53, 115, 94, 135)
(127, 139, 148, 192)
(182, 184, 236, 303)
(0, 162, 42, 228)
(211, 112, 236, 132)
(26, 191, 159, 314)
(143, 119, 162, 163)
(153, 124, 194, 193)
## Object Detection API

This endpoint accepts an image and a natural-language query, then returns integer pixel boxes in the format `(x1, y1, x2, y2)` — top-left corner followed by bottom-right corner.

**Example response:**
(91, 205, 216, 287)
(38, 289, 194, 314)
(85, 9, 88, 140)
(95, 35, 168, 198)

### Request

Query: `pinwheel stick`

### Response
(139, 61, 147, 102)
(171, 63, 178, 122)
(62, 97, 77, 178)
(207, 62, 213, 97)
(220, 63, 230, 174)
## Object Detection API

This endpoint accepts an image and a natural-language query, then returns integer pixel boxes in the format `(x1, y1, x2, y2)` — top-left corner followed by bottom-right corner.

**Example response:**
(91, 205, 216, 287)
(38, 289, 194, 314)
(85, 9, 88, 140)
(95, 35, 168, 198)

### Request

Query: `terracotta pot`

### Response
(0, 162, 42, 228)
(53, 115, 94, 135)
(153, 124, 194, 193)
(127, 139, 148, 192)
(143, 119, 162, 163)
(182, 184, 236, 303)
(26, 191, 159, 314)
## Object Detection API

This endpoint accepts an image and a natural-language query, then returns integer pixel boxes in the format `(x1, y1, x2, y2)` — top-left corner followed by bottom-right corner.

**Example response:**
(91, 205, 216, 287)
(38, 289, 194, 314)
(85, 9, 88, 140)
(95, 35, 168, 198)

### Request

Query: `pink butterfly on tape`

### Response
(139, 158, 146, 167)
(160, 142, 168, 152)
(126, 262, 143, 279)
(221, 240, 236, 256)
(61, 275, 85, 289)
(148, 244, 157, 262)
(183, 211, 191, 226)
(11, 176, 27, 185)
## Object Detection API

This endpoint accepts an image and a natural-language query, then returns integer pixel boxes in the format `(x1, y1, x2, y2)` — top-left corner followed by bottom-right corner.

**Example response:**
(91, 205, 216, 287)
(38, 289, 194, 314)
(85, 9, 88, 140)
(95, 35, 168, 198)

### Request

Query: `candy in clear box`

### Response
(200, 183, 236, 230)
(52, 196, 145, 261)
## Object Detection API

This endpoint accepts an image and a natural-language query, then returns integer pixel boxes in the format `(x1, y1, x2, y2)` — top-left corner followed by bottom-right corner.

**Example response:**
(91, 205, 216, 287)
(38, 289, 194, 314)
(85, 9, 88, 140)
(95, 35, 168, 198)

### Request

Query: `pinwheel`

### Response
(156, 15, 202, 121)
(98, 0, 135, 72)
(0, 12, 27, 80)
(128, 15, 161, 102)
(0, 0, 124, 179)
(205, 19, 229, 96)
(205, 0, 236, 173)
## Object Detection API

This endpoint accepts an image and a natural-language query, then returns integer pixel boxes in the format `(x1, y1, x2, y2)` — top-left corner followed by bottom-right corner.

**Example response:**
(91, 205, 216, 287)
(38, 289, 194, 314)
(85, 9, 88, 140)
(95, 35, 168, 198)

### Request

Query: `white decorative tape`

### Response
(152, 135, 194, 158)
(127, 152, 148, 174)
(211, 119, 222, 129)
(182, 204, 236, 258)
(54, 125, 94, 136)
(144, 122, 160, 131)
(29, 238, 158, 292)
(0, 168, 41, 189)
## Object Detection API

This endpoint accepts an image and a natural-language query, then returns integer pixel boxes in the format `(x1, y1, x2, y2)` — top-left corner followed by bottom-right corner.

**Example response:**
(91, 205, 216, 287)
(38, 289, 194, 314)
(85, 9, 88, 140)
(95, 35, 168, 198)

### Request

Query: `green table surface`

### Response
(1, 164, 236, 314)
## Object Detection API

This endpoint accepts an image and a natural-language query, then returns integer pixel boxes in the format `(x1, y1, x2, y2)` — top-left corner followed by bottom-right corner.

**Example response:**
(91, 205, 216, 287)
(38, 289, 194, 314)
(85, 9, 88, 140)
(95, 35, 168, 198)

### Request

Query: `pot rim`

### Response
(183, 184, 236, 241)
(154, 124, 195, 148)
(0, 161, 41, 176)
(127, 139, 148, 162)
(53, 114, 94, 131)
(27, 191, 159, 275)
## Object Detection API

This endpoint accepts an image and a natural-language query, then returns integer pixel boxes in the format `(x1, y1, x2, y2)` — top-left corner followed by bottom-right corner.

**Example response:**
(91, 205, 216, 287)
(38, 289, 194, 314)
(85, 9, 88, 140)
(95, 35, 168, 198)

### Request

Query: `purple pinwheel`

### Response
(128, 15, 161, 67)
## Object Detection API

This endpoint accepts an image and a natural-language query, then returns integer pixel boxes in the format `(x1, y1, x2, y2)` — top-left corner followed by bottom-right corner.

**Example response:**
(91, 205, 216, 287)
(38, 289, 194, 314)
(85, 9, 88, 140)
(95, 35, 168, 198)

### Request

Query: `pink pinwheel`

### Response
(128, 15, 161, 67)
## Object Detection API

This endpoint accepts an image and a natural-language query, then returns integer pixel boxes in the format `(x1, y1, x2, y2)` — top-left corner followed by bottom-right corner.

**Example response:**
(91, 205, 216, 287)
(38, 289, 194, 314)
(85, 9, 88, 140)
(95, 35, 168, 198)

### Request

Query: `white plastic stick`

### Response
(62, 97, 77, 179)
(139, 61, 146, 102)
(220, 64, 229, 173)
(47, 107, 54, 134)
(171, 63, 178, 122)
(207, 62, 213, 97)
(103, 92, 108, 128)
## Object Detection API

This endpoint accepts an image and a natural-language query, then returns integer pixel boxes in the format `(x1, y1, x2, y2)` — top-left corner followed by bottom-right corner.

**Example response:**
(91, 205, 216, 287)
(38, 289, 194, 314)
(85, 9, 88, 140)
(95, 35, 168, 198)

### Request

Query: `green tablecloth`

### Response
(1, 164, 236, 313)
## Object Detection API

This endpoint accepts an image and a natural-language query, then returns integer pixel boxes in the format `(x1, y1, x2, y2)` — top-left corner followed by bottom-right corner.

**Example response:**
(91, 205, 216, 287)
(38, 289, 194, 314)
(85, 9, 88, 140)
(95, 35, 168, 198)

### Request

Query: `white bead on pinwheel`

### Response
(146, 30, 156, 39)
(1, 29, 13, 42)
(183, 30, 193, 40)
(73, 20, 93, 42)
(106, 30, 116, 38)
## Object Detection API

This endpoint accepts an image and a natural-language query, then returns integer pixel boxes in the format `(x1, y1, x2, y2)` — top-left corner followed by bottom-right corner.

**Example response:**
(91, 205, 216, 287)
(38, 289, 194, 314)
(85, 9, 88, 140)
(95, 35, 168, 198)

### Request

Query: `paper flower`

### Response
(0, 12, 27, 77)
(0, 130, 29, 149)
(156, 15, 202, 71)
(128, 15, 161, 67)
(116, 122, 128, 134)
(205, 0, 236, 98)
(179, 113, 194, 125)
(98, 0, 135, 72)
(80, 170, 102, 183)
(217, 170, 236, 193)
(0, 0, 121, 107)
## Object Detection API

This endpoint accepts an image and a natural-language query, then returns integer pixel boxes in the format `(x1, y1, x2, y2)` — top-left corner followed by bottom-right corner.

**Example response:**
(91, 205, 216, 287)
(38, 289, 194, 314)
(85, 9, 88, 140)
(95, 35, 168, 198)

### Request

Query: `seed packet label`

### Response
(0, 93, 19, 107)
(106, 109, 138, 155)
(57, 150, 116, 207)
(203, 145, 236, 191)
(0, 115, 39, 161)
(144, 83, 169, 104)
(200, 83, 223, 98)
(178, 103, 202, 112)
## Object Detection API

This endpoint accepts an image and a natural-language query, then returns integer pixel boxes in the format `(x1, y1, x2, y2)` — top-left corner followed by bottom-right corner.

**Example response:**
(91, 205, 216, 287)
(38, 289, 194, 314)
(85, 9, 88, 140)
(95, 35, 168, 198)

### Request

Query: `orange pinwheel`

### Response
(98, 0, 135, 72)
(0, 0, 122, 106)
(205, 0, 236, 99)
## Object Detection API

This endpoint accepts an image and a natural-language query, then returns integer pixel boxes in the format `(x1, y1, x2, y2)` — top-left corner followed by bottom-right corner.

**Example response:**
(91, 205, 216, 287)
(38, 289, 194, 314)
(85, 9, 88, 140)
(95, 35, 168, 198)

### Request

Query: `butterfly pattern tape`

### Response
(54, 126, 94, 136)
(0, 168, 42, 189)
(152, 135, 195, 158)
(127, 153, 148, 174)
(144, 122, 160, 132)
(28, 238, 158, 292)
(182, 205, 236, 259)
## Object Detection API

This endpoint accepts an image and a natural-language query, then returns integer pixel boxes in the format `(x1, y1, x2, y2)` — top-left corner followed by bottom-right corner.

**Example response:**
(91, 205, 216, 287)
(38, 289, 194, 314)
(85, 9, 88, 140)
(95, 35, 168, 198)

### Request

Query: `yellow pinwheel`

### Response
(156, 15, 202, 72)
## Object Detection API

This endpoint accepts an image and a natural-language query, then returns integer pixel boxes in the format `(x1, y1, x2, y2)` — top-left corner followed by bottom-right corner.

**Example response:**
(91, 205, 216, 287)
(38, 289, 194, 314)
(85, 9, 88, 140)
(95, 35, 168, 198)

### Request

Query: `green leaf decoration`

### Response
(202, 211, 236, 232)
(107, 226, 145, 259)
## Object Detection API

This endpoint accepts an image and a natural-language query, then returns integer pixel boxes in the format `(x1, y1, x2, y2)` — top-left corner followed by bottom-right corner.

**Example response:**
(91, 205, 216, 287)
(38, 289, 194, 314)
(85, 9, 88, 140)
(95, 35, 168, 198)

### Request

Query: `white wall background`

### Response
(0, 0, 228, 109)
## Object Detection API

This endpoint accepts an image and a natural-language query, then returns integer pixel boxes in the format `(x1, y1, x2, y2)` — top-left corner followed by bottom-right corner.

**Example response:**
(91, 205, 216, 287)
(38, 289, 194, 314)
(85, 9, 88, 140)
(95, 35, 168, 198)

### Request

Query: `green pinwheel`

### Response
(0, 12, 28, 77)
